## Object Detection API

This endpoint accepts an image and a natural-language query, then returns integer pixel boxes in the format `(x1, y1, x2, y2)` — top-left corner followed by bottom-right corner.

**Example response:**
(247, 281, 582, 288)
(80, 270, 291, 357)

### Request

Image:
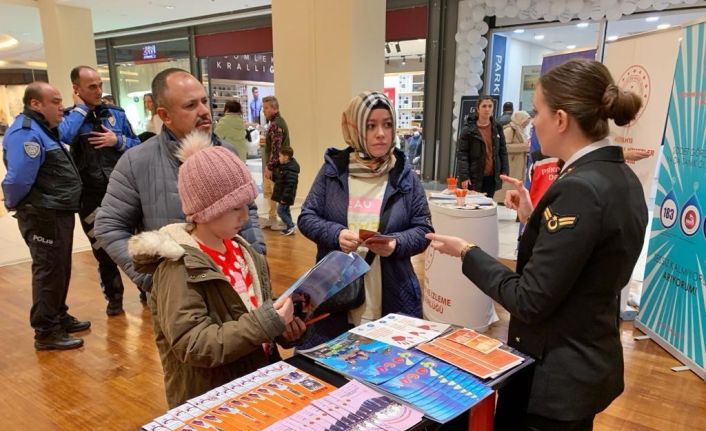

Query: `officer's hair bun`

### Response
(601, 84, 642, 127)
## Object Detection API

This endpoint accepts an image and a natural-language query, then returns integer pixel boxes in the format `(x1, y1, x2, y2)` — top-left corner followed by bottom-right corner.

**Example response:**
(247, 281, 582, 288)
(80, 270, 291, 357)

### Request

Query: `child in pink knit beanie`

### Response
(128, 131, 306, 408)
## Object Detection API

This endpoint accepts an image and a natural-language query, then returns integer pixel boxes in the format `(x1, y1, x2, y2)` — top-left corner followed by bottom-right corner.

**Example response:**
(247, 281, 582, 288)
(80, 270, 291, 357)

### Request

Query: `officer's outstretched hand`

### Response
(426, 233, 467, 258)
(500, 174, 533, 224)
(88, 125, 118, 148)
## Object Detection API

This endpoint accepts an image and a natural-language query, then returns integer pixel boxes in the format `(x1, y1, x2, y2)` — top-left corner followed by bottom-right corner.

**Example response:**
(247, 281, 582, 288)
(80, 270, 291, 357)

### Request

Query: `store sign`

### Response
(637, 22, 706, 380)
(489, 34, 507, 115)
(142, 44, 157, 60)
(207, 54, 274, 82)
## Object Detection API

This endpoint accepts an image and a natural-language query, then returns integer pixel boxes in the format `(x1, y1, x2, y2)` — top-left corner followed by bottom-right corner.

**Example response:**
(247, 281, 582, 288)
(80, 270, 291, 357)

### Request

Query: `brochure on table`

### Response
(142, 361, 423, 431)
(348, 313, 450, 349)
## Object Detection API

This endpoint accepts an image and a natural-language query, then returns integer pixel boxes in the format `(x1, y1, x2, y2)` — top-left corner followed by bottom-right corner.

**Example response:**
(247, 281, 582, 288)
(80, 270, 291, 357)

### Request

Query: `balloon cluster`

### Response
(451, 0, 692, 140)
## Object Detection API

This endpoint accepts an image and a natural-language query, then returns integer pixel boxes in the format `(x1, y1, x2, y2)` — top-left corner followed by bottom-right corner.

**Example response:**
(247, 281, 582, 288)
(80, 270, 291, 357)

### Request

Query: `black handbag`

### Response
(313, 251, 375, 316)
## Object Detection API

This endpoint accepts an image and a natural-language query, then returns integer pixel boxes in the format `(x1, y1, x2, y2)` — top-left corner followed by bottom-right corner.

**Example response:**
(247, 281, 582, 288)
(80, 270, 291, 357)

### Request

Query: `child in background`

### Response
(272, 146, 300, 236)
(127, 131, 306, 408)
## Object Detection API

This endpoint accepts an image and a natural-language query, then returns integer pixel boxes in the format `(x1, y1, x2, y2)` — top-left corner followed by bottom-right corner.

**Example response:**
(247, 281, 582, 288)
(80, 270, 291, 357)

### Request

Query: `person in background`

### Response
(503, 110, 531, 146)
(405, 126, 422, 163)
(2, 82, 89, 350)
(249, 86, 262, 124)
(298, 91, 433, 348)
(214, 100, 247, 163)
(428, 59, 647, 431)
(455, 96, 509, 197)
(144, 93, 163, 135)
(95, 68, 265, 297)
(262, 95, 290, 230)
(128, 131, 304, 408)
(498, 101, 514, 127)
(59, 65, 141, 316)
(272, 146, 299, 236)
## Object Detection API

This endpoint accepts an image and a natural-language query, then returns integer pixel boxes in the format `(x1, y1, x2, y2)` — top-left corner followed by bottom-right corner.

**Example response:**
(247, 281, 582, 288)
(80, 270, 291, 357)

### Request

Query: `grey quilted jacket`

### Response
(95, 129, 265, 291)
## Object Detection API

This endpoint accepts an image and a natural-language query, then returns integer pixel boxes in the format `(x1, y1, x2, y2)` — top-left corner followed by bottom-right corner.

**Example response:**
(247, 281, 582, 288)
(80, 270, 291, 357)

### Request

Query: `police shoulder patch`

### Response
(23, 141, 41, 158)
(108, 115, 116, 127)
(543, 206, 578, 233)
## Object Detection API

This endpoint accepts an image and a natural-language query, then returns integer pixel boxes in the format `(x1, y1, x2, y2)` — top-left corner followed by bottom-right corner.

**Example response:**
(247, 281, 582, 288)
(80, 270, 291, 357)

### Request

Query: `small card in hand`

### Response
(359, 229, 395, 245)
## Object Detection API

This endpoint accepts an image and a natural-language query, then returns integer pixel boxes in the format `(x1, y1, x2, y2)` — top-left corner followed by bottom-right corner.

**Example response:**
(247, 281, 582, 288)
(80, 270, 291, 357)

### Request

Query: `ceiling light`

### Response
(657, 24, 671, 30)
(0, 60, 7, 66)
(395, 42, 401, 53)
(0, 34, 19, 50)
(567, 45, 576, 49)
(513, 29, 525, 33)
(534, 34, 545, 40)
(607, 35, 619, 41)
(26, 61, 47, 68)
(401, 56, 406, 65)
(576, 22, 589, 28)
(645, 16, 659, 22)
(165, 5, 175, 9)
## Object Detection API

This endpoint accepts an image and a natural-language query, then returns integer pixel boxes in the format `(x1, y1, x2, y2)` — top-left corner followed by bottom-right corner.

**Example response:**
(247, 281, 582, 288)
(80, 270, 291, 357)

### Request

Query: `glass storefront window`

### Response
(113, 38, 190, 133)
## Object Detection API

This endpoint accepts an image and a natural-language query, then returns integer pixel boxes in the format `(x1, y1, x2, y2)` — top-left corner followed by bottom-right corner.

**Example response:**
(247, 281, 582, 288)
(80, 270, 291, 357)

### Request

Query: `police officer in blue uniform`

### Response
(2, 82, 90, 350)
(59, 65, 140, 316)
(427, 59, 648, 431)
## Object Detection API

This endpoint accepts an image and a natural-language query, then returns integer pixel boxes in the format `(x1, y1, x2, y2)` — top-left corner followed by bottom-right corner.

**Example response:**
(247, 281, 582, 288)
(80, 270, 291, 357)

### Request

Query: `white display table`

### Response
(423, 198, 499, 332)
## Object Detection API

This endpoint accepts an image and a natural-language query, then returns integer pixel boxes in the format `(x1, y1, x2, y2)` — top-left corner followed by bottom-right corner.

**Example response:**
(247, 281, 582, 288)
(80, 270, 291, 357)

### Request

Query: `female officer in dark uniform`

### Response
(427, 59, 647, 431)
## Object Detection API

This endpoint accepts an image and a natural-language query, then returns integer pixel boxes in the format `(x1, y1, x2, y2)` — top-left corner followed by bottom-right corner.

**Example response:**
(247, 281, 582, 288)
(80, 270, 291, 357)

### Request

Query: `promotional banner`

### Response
(636, 22, 706, 380)
(489, 34, 507, 116)
(604, 28, 681, 204)
(540, 48, 595, 75)
(207, 53, 274, 82)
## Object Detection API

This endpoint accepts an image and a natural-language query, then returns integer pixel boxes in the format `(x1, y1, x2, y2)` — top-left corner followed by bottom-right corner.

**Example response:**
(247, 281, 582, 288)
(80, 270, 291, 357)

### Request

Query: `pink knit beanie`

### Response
(177, 131, 257, 223)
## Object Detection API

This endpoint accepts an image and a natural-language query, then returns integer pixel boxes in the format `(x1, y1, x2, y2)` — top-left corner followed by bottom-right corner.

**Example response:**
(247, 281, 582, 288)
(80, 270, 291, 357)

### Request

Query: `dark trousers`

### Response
(17, 208, 74, 337)
(481, 175, 496, 197)
(78, 189, 124, 300)
(277, 203, 294, 229)
(495, 364, 595, 431)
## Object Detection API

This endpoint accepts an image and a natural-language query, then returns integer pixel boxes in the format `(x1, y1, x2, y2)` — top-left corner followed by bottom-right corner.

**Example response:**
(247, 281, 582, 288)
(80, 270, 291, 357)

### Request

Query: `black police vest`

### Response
(20, 115, 82, 211)
(70, 106, 124, 189)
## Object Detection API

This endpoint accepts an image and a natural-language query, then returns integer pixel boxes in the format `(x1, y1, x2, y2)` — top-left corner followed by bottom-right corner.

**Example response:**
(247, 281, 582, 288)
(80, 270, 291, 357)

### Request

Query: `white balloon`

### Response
(637, 0, 652, 8)
(469, 74, 481, 87)
(467, 30, 481, 43)
(654, 0, 669, 9)
(606, 7, 622, 20)
(505, 5, 519, 17)
(479, 37, 489, 49)
(669, 0, 683, 4)
(544, 13, 558, 21)
(459, 20, 472, 31)
(590, 6, 604, 20)
(455, 32, 466, 43)
(454, 78, 466, 90)
(470, 60, 484, 73)
(601, 0, 618, 8)
(495, 0, 509, 9)
(458, 0, 473, 13)
(517, 0, 531, 9)
(550, 0, 567, 15)
(457, 52, 471, 65)
(475, 79, 484, 89)
(470, 45, 483, 57)
(518, 9, 531, 19)
(477, 21, 490, 34)
(472, 7, 487, 22)
(567, 0, 583, 13)
(685, 0, 698, 4)
(496, 9, 507, 18)
(478, 51, 486, 61)
(535, 0, 550, 14)
(558, 11, 573, 22)
(578, 9, 590, 20)
(529, 6, 543, 19)
(620, 1, 637, 15)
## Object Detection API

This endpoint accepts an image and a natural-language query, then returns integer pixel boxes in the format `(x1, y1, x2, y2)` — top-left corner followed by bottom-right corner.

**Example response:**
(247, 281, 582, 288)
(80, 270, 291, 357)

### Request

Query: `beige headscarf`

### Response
(341, 91, 397, 178)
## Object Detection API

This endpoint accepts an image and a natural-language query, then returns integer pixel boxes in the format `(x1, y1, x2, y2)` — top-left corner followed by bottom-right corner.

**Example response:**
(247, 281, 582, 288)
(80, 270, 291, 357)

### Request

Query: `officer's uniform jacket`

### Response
(2, 109, 81, 211)
(462, 143, 648, 421)
(59, 104, 139, 188)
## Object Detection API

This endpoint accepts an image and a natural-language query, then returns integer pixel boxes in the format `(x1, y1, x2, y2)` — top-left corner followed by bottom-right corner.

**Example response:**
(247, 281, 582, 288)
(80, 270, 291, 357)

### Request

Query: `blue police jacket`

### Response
(2, 109, 82, 211)
(59, 104, 139, 187)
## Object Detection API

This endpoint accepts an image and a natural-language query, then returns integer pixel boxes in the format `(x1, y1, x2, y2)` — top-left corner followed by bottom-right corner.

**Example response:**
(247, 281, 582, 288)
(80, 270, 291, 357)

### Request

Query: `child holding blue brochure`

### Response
(127, 131, 306, 407)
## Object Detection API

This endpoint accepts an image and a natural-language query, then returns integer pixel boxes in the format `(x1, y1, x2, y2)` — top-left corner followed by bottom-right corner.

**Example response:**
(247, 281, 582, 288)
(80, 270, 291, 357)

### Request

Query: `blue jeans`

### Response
(277, 204, 294, 229)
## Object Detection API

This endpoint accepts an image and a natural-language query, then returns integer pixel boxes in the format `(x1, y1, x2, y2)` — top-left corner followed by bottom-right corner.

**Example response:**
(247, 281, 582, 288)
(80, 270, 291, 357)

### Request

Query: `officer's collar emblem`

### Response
(108, 115, 116, 127)
(543, 206, 578, 233)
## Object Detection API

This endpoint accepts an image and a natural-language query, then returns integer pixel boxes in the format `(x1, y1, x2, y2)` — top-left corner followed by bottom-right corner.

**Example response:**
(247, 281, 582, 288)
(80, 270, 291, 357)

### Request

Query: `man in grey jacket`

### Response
(95, 68, 265, 293)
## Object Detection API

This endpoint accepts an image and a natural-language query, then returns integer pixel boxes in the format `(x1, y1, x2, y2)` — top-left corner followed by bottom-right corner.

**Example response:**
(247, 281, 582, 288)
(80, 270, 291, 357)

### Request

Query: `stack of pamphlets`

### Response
(141, 362, 335, 431)
(265, 380, 423, 431)
(348, 313, 451, 349)
(416, 328, 524, 379)
(300, 332, 492, 423)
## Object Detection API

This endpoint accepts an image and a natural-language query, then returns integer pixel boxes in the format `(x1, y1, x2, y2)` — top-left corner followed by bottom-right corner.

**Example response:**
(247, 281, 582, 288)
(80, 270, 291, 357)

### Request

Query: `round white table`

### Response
(423, 198, 500, 332)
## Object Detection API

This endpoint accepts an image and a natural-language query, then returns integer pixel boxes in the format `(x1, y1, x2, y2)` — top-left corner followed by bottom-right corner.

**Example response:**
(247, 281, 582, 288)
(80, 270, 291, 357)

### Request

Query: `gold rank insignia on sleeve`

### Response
(543, 207, 578, 233)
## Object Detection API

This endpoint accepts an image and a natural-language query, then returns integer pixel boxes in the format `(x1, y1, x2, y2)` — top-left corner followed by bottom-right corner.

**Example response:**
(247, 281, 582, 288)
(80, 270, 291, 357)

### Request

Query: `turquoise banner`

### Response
(637, 22, 706, 377)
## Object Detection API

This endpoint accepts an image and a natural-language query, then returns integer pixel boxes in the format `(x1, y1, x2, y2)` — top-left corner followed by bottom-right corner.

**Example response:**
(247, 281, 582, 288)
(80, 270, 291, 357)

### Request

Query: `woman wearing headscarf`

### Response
(298, 91, 433, 348)
(503, 110, 531, 146)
